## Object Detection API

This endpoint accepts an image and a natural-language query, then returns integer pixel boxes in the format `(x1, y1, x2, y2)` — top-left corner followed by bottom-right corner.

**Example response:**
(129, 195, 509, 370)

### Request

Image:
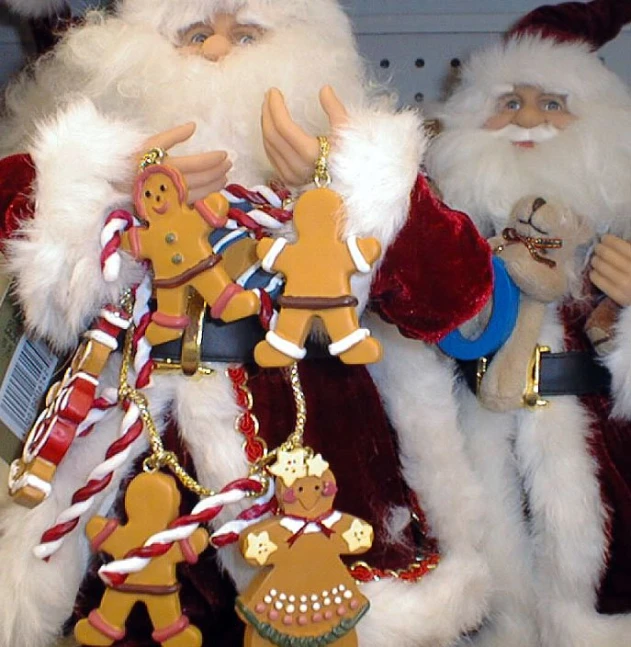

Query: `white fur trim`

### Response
(3, 0, 68, 17)
(605, 304, 631, 419)
(328, 328, 369, 356)
(5, 99, 148, 352)
(366, 315, 491, 645)
(265, 330, 306, 359)
(330, 109, 427, 313)
(260, 237, 288, 272)
(346, 235, 371, 273)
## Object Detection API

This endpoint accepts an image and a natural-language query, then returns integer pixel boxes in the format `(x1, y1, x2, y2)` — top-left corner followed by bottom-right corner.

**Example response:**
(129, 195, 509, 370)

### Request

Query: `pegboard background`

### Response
(1, 0, 630, 110)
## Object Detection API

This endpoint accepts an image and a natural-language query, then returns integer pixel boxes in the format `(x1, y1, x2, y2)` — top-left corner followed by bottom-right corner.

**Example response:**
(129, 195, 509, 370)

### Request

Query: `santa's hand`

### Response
(261, 85, 348, 186)
(138, 122, 232, 202)
(590, 234, 631, 306)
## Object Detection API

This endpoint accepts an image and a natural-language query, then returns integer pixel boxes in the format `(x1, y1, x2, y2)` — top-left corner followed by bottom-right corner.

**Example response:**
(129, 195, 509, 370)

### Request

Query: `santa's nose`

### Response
(512, 105, 545, 129)
(201, 34, 232, 61)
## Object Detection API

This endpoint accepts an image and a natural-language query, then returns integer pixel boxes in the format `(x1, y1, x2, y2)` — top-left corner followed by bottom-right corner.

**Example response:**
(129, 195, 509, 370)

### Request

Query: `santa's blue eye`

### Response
(506, 99, 521, 110)
(190, 31, 212, 44)
(542, 99, 562, 111)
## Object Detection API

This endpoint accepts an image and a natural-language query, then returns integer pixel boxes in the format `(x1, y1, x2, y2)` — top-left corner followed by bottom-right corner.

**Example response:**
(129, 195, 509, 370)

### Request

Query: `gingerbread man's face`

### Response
(134, 165, 188, 223)
(277, 469, 338, 519)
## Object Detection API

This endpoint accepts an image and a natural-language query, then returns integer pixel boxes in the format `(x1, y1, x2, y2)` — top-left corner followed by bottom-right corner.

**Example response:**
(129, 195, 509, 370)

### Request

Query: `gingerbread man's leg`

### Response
(148, 287, 191, 346)
(191, 268, 259, 324)
(254, 309, 313, 367)
(324, 308, 382, 365)
(74, 590, 137, 646)
(144, 594, 202, 647)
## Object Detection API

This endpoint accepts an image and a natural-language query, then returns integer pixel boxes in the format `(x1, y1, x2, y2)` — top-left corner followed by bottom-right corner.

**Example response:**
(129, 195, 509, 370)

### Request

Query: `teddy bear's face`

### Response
(141, 172, 177, 219)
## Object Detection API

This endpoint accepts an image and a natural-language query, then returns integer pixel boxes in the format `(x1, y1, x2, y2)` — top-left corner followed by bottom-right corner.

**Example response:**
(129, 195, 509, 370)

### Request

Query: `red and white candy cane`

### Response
(98, 477, 267, 587)
(101, 209, 134, 283)
(34, 283, 155, 559)
(211, 478, 276, 547)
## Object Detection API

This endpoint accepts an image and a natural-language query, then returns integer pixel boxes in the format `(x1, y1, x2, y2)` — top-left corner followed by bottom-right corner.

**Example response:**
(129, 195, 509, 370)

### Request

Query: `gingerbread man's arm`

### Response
(239, 518, 290, 567)
(120, 226, 151, 261)
(256, 237, 291, 275)
(85, 516, 121, 555)
(334, 513, 374, 557)
(194, 193, 229, 229)
(354, 237, 381, 268)
(172, 527, 209, 564)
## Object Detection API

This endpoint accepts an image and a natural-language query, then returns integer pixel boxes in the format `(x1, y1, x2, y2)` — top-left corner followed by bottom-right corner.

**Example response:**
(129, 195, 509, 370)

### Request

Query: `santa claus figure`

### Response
(426, 1, 631, 646)
(0, 1, 493, 646)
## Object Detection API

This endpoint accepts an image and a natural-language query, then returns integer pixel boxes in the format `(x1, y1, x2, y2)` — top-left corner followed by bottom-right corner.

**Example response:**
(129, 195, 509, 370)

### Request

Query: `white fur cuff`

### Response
(605, 304, 631, 419)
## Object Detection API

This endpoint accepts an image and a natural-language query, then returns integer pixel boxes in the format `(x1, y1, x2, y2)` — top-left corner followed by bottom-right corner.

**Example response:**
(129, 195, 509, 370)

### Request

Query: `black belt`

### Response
(151, 315, 328, 365)
(459, 350, 611, 398)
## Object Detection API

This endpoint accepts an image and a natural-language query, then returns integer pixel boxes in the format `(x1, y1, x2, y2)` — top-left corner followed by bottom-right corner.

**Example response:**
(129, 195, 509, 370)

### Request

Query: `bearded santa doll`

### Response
(0, 1, 494, 646)
(426, 1, 631, 646)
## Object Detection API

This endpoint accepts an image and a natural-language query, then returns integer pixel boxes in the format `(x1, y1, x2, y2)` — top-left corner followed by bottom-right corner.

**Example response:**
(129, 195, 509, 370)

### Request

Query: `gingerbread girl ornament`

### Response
(254, 187, 383, 367)
(74, 471, 208, 647)
(122, 164, 260, 345)
(236, 448, 373, 647)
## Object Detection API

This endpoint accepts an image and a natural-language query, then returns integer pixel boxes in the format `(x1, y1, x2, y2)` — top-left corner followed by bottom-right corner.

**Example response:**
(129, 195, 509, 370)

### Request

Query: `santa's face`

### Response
(177, 12, 267, 61)
(484, 84, 576, 149)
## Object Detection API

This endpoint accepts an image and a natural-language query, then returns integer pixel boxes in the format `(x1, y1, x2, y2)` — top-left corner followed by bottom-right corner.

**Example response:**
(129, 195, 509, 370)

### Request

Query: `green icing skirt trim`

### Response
(236, 598, 370, 647)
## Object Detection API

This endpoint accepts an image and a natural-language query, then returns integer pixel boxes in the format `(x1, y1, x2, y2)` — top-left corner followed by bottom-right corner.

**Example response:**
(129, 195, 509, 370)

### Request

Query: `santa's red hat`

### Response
(441, 0, 631, 128)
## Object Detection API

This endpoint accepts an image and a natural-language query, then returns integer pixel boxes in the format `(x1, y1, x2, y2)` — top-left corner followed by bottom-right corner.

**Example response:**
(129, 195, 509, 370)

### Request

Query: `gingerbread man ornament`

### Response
(122, 164, 260, 346)
(236, 448, 373, 647)
(74, 471, 208, 647)
(255, 187, 383, 367)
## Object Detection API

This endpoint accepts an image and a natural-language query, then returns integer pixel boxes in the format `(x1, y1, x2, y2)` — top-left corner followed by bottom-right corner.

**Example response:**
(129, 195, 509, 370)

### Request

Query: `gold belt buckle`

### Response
(523, 344, 550, 409)
(153, 289, 214, 377)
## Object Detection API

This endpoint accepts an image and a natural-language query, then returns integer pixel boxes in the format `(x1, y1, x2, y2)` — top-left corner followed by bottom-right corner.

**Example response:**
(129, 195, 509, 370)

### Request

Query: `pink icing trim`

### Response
(178, 537, 198, 564)
(152, 615, 190, 642)
(88, 610, 125, 641)
(128, 227, 141, 259)
(195, 198, 228, 228)
(210, 283, 244, 319)
(134, 165, 186, 218)
(90, 519, 119, 552)
(151, 312, 191, 329)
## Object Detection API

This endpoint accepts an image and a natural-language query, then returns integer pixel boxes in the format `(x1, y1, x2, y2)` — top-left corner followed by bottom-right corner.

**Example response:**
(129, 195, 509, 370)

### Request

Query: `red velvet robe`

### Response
(0, 152, 493, 645)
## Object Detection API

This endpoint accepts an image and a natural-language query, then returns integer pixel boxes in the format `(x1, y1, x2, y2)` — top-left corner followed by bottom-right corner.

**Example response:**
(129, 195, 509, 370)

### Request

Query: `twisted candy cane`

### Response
(99, 477, 266, 587)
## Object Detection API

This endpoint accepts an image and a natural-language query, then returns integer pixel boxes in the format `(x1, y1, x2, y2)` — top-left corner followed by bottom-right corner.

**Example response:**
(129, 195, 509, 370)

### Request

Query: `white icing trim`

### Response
(8, 461, 52, 500)
(346, 235, 371, 274)
(279, 511, 342, 534)
(265, 331, 306, 360)
(328, 329, 369, 356)
(84, 330, 119, 351)
(261, 238, 288, 273)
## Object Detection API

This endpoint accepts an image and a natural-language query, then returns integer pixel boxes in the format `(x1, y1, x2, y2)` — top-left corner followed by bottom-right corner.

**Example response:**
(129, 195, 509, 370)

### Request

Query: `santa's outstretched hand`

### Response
(134, 122, 233, 202)
(590, 234, 631, 306)
(262, 85, 348, 186)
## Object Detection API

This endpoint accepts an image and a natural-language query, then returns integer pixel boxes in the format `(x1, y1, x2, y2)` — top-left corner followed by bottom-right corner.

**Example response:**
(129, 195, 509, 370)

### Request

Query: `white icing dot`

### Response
(287, 604, 295, 613)
(313, 603, 321, 611)
(270, 589, 277, 597)
(299, 604, 308, 613)
(300, 596, 307, 603)
(275, 602, 283, 611)
(289, 595, 296, 602)
(332, 588, 338, 595)
(322, 591, 328, 597)
(279, 593, 287, 601)
(311, 595, 318, 602)
(264, 596, 272, 604)
(335, 597, 342, 604)
(324, 598, 332, 606)
(339, 584, 346, 591)
(343, 591, 352, 599)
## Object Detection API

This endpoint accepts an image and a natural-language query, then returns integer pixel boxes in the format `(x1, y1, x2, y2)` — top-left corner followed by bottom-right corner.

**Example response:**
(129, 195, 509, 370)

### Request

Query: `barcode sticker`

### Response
(0, 335, 58, 441)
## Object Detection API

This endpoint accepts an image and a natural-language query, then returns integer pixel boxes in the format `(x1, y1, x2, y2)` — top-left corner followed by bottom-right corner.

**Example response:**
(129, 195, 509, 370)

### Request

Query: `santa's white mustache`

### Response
(490, 123, 559, 143)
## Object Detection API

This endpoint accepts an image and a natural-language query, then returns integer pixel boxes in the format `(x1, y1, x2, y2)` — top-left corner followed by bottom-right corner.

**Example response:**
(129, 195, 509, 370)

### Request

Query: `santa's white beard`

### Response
(1, 11, 370, 186)
(426, 110, 631, 239)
